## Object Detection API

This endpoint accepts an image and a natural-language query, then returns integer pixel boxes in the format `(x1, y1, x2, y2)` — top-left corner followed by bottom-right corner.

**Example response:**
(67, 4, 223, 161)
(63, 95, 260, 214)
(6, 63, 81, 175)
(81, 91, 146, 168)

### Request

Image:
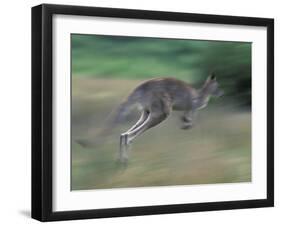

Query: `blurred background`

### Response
(71, 34, 251, 190)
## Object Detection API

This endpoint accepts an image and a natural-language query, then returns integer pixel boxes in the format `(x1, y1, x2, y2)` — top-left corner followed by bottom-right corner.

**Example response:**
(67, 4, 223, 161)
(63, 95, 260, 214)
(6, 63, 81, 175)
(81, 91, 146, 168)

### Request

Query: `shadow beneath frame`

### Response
(19, 210, 30, 218)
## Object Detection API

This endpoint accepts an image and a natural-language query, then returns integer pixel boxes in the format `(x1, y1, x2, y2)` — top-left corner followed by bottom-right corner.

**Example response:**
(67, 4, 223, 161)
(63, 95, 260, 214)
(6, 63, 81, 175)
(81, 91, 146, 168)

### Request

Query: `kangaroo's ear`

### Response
(209, 73, 216, 81)
(210, 73, 216, 80)
(205, 73, 216, 84)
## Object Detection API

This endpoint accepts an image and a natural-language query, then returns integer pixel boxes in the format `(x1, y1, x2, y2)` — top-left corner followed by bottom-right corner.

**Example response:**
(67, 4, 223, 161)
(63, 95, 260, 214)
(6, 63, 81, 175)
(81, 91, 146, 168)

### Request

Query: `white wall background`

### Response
(0, 0, 278, 225)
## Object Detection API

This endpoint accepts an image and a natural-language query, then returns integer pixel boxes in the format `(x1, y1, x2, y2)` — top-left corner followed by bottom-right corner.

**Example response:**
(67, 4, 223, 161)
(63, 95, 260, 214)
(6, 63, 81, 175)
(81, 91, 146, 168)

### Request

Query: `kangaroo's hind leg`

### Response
(126, 110, 170, 144)
(127, 110, 149, 133)
(119, 110, 149, 163)
(119, 98, 172, 163)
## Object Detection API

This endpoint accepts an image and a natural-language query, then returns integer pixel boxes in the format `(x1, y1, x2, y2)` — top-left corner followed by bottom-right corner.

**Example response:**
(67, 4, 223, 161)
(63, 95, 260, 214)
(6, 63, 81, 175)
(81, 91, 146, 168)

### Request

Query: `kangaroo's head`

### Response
(202, 73, 224, 98)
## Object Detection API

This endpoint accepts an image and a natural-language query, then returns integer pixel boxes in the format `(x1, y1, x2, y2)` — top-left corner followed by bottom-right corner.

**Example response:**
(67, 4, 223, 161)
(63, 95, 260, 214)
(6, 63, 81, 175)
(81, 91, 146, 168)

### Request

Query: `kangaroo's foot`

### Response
(180, 115, 193, 130)
(119, 133, 130, 164)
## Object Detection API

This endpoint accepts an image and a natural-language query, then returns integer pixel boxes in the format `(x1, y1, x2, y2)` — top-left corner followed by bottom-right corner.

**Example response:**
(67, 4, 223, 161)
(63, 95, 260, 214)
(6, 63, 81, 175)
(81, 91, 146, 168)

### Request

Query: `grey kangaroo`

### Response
(77, 73, 223, 163)
(115, 73, 223, 163)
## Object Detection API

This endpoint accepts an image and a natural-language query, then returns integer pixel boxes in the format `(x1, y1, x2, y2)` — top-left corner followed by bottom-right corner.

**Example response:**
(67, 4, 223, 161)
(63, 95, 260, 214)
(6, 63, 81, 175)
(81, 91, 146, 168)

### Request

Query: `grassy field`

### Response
(71, 78, 251, 190)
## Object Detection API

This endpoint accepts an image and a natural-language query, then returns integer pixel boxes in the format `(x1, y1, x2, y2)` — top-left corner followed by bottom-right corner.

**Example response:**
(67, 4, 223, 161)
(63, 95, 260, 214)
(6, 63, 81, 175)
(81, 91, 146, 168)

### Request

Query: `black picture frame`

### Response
(31, 3, 274, 222)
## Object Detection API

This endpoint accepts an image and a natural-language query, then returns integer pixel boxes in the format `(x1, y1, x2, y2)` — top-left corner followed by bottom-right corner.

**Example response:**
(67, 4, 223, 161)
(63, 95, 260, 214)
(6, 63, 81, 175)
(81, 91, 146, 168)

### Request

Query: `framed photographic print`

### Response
(31, 4, 274, 221)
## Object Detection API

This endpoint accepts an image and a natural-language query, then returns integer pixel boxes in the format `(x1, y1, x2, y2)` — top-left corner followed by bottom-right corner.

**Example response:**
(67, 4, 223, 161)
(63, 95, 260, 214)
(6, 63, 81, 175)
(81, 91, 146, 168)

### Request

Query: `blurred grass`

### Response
(71, 35, 251, 95)
(71, 78, 251, 190)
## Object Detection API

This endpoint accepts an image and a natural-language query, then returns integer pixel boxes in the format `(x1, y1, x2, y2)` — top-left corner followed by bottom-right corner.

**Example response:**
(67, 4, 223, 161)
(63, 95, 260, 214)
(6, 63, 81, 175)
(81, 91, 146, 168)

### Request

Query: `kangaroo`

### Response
(114, 73, 224, 163)
(77, 73, 223, 163)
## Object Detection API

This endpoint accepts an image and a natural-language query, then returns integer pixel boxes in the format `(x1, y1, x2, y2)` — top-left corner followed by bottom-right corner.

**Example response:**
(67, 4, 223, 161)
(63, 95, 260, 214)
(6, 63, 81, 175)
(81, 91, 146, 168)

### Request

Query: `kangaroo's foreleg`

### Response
(181, 110, 195, 129)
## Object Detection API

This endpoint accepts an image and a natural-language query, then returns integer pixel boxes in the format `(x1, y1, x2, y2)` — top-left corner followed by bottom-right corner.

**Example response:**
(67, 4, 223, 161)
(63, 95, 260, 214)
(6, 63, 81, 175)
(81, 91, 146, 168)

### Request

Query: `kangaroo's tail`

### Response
(76, 93, 138, 148)
(104, 97, 136, 127)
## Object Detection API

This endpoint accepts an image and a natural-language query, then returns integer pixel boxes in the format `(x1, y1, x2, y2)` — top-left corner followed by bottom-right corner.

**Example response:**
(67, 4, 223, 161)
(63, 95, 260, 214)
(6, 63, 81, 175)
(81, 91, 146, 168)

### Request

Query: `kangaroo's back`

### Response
(130, 77, 197, 111)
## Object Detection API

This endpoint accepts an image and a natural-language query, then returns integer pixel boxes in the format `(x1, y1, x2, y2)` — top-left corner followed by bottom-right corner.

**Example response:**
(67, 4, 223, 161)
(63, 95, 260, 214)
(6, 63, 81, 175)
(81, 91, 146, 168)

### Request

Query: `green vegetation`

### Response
(72, 34, 251, 106)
